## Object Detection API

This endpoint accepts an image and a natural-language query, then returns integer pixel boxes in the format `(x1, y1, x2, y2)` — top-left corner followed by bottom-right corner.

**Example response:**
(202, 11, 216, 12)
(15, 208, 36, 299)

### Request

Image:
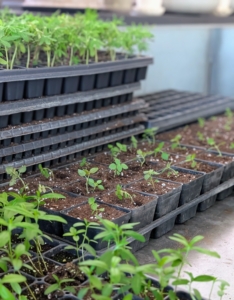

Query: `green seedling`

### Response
(108, 142, 127, 158)
(88, 178, 104, 192)
(206, 138, 223, 157)
(197, 131, 205, 141)
(170, 134, 182, 150)
(109, 158, 128, 176)
(5, 166, 28, 193)
(185, 154, 197, 169)
(142, 127, 158, 145)
(88, 197, 105, 217)
(198, 117, 205, 128)
(224, 108, 233, 131)
(78, 167, 99, 193)
(143, 170, 160, 188)
(136, 149, 152, 167)
(230, 142, 234, 149)
(45, 274, 75, 295)
(115, 184, 135, 204)
(153, 142, 170, 161)
(80, 157, 90, 168)
(161, 163, 179, 178)
(38, 164, 54, 180)
(130, 136, 138, 150)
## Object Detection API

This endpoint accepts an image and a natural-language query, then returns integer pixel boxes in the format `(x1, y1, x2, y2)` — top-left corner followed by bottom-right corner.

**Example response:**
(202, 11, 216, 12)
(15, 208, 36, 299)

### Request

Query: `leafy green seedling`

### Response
(109, 158, 128, 176)
(170, 134, 182, 150)
(143, 170, 160, 188)
(197, 131, 205, 141)
(88, 197, 105, 217)
(130, 136, 138, 150)
(5, 165, 28, 193)
(80, 157, 90, 168)
(230, 142, 234, 149)
(198, 117, 205, 128)
(45, 274, 75, 295)
(153, 142, 169, 161)
(88, 178, 104, 192)
(206, 138, 223, 157)
(136, 149, 152, 167)
(185, 154, 197, 169)
(38, 164, 54, 180)
(142, 127, 158, 145)
(115, 184, 134, 204)
(108, 142, 127, 158)
(78, 167, 99, 193)
(161, 163, 179, 178)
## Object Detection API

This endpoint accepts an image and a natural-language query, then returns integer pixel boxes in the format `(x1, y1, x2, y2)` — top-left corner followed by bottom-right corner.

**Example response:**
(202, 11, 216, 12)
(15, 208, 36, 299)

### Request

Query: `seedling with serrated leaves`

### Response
(5, 165, 28, 193)
(170, 134, 182, 150)
(88, 197, 105, 218)
(109, 158, 128, 176)
(136, 149, 152, 167)
(185, 154, 197, 169)
(198, 117, 205, 128)
(143, 170, 160, 188)
(197, 131, 205, 141)
(153, 142, 170, 161)
(108, 142, 127, 158)
(206, 138, 223, 157)
(142, 127, 158, 145)
(38, 164, 54, 180)
(130, 136, 138, 151)
(115, 184, 134, 204)
(78, 167, 99, 194)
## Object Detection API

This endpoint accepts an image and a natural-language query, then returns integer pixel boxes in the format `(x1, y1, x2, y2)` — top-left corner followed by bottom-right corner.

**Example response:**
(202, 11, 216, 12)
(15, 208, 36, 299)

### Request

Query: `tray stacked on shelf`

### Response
(0, 56, 153, 178)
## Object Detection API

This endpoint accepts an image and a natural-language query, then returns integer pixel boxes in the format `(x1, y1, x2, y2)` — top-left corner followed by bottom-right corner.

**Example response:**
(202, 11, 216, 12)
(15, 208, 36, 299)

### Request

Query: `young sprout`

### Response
(142, 127, 158, 145)
(108, 142, 127, 158)
(170, 134, 182, 150)
(198, 117, 205, 128)
(130, 136, 138, 150)
(206, 138, 223, 157)
(5, 165, 28, 193)
(143, 170, 160, 188)
(224, 108, 233, 131)
(185, 154, 197, 169)
(38, 164, 54, 180)
(109, 158, 128, 176)
(78, 167, 99, 194)
(230, 142, 234, 149)
(80, 157, 90, 168)
(160, 163, 179, 178)
(45, 274, 75, 296)
(88, 197, 105, 217)
(115, 184, 134, 204)
(88, 178, 104, 192)
(136, 149, 152, 167)
(153, 142, 169, 161)
(197, 131, 205, 141)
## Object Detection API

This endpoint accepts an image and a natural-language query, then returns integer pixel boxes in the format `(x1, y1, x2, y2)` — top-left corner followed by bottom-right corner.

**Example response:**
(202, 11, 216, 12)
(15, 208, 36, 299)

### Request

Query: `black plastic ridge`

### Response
(0, 125, 145, 174)
(0, 82, 140, 115)
(0, 99, 147, 139)
(0, 56, 153, 82)
(0, 114, 146, 157)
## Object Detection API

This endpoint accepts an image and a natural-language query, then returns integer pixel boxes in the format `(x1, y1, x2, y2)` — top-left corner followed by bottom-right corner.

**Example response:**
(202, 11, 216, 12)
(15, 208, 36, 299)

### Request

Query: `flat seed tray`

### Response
(143, 90, 234, 132)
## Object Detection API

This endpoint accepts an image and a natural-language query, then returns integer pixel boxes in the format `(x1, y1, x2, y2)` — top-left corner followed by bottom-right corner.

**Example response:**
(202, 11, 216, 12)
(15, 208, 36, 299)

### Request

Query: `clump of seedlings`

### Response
(142, 127, 158, 145)
(115, 184, 135, 204)
(108, 142, 127, 158)
(109, 158, 128, 176)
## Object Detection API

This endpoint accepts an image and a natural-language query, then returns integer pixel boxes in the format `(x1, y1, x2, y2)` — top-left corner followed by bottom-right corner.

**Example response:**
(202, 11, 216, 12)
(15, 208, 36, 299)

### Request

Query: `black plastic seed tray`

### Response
(143, 90, 234, 132)
(0, 125, 145, 175)
(0, 82, 139, 130)
(0, 56, 152, 101)
(0, 99, 146, 140)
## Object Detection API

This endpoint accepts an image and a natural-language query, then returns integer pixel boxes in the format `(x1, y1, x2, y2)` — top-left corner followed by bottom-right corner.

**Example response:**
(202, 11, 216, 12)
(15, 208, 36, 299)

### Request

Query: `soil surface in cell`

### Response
(177, 161, 218, 173)
(127, 179, 180, 196)
(100, 191, 154, 209)
(48, 250, 77, 264)
(42, 193, 86, 211)
(196, 152, 233, 165)
(30, 242, 55, 254)
(22, 283, 63, 300)
(158, 170, 201, 183)
(65, 202, 127, 222)
(21, 258, 59, 278)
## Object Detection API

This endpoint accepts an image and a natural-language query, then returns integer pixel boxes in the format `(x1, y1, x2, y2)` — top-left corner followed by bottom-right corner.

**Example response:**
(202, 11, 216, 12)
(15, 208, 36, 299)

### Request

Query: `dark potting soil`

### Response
(177, 161, 217, 173)
(100, 191, 153, 209)
(45, 262, 86, 287)
(61, 180, 106, 198)
(163, 145, 203, 156)
(48, 250, 77, 264)
(148, 153, 185, 167)
(158, 170, 201, 183)
(65, 202, 126, 222)
(41, 193, 86, 211)
(22, 283, 64, 300)
(30, 242, 55, 254)
(127, 179, 179, 196)
(21, 258, 59, 277)
(196, 152, 233, 165)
